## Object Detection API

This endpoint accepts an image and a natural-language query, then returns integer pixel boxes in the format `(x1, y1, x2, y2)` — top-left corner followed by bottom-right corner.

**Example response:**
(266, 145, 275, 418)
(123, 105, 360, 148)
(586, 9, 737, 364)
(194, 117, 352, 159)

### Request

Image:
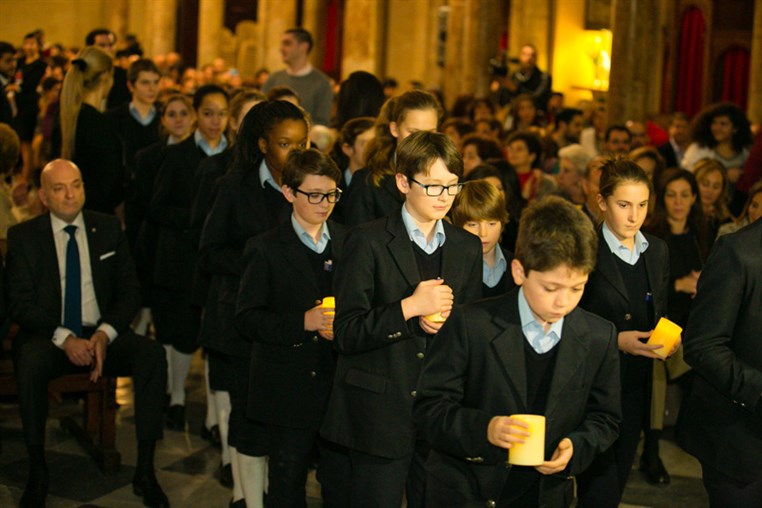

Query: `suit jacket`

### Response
(342, 168, 404, 226)
(5, 211, 140, 343)
(579, 229, 670, 389)
(677, 219, 762, 483)
(320, 210, 483, 458)
(149, 135, 204, 291)
(657, 141, 679, 169)
(413, 290, 621, 507)
(236, 220, 346, 429)
(106, 103, 160, 180)
(197, 169, 291, 356)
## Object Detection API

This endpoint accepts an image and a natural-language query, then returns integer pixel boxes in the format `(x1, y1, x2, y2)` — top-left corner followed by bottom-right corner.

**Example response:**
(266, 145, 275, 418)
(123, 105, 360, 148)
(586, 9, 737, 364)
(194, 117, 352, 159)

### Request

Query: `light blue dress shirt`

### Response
(400, 204, 446, 254)
(258, 159, 283, 193)
(194, 129, 228, 157)
(483, 246, 507, 288)
(344, 168, 353, 187)
(128, 102, 157, 126)
(601, 221, 650, 266)
(291, 214, 331, 254)
(518, 287, 564, 354)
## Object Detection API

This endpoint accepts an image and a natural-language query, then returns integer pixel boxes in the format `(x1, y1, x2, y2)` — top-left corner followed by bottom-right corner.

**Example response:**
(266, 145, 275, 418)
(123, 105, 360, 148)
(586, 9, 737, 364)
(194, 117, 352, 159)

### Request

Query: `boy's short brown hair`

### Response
(451, 180, 509, 227)
(395, 131, 463, 180)
(127, 58, 161, 84)
(515, 196, 597, 275)
(282, 148, 341, 190)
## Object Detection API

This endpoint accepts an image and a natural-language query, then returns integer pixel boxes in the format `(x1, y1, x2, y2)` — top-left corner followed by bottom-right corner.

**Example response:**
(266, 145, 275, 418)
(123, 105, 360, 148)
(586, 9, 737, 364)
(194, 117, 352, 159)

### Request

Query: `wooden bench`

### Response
(0, 331, 121, 473)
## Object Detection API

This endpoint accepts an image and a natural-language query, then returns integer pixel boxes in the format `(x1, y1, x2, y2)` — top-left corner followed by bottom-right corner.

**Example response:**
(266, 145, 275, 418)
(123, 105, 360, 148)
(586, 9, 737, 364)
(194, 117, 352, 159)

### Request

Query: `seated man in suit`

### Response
(6, 159, 169, 508)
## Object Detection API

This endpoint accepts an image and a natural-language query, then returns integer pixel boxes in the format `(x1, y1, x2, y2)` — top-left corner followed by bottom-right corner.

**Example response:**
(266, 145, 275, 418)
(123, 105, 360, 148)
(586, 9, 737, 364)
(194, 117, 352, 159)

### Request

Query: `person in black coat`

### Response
(236, 149, 350, 507)
(414, 197, 621, 508)
(6, 160, 168, 508)
(84, 29, 130, 110)
(575, 158, 673, 508)
(321, 132, 482, 507)
(677, 219, 762, 507)
(149, 85, 229, 430)
(342, 90, 442, 226)
(197, 99, 307, 507)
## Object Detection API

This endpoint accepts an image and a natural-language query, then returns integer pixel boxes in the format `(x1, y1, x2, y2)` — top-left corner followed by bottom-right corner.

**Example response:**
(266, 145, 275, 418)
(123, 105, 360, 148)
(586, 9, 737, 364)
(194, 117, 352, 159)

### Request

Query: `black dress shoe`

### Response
(133, 474, 170, 508)
(201, 424, 221, 447)
(165, 405, 185, 431)
(219, 462, 233, 488)
(20, 471, 48, 508)
(639, 455, 671, 485)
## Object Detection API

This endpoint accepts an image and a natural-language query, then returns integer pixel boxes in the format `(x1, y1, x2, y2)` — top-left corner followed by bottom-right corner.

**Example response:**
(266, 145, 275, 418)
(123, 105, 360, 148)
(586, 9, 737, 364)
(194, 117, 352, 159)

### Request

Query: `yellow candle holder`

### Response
(646, 317, 683, 359)
(507, 414, 546, 466)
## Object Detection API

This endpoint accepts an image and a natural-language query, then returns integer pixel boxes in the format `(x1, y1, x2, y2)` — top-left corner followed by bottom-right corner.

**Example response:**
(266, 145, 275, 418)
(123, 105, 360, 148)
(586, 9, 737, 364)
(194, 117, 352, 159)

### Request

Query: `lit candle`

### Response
(507, 414, 546, 466)
(424, 312, 447, 323)
(647, 317, 683, 359)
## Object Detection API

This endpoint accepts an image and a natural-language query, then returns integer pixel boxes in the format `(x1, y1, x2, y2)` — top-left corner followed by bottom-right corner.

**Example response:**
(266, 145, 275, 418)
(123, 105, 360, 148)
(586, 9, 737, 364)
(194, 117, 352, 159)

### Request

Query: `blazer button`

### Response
(410, 390, 417, 397)
(387, 334, 394, 339)
(309, 371, 317, 378)
(416, 352, 424, 359)
(312, 336, 319, 342)
(486, 500, 496, 508)
(624, 313, 632, 321)
(395, 332, 402, 338)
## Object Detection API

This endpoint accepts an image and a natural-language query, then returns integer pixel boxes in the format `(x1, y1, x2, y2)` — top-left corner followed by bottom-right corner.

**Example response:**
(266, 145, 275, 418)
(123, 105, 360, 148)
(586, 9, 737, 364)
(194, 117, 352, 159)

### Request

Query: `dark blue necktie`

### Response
(63, 225, 82, 337)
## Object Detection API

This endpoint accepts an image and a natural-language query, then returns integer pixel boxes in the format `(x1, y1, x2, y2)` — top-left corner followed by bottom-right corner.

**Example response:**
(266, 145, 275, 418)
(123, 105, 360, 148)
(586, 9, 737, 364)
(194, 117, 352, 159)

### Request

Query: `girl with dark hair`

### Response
(335, 71, 385, 130)
(461, 134, 504, 176)
(343, 89, 442, 225)
(503, 93, 545, 134)
(197, 100, 309, 508)
(682, 102, 753, 177)
(11, 32, 47, 179)
(576, 157, 672, 507)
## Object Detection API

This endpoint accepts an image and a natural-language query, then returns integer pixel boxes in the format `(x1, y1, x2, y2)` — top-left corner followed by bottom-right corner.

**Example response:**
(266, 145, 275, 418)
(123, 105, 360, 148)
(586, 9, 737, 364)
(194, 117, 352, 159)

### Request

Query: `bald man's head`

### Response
(39, 159, 85, 222)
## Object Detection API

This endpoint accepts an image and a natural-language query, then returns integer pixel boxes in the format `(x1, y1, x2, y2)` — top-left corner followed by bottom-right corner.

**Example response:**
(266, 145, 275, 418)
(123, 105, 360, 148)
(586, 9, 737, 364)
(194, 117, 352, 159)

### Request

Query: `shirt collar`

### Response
(287, 63, 314, 77)
(400, 203, 446, 254)
(194, 129, 228, 157)
(258, 159, 283, 193)
(344, 168, 353, 187)
(291, 213, 331, 254)
(483, 245, 508, 288)
(129, 101, 157, 126)
(602, 221, 649, 265)
(50, 211, 85, 233)
(518, 286, 564, 354)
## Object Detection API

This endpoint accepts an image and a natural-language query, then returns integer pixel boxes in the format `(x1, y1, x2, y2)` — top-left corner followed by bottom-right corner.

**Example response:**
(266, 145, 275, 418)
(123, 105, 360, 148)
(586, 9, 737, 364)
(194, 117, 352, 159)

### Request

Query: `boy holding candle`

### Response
(414, 196, 622, 507)
(321, 131, 483, 507)
(235, 148, 349, 507)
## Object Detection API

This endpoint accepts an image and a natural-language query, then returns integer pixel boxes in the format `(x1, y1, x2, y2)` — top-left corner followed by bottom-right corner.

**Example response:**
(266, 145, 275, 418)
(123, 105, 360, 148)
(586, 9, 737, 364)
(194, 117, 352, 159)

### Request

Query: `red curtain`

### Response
(720, 47, 750, 112)
(675, 7, 706, 117)
(322, 0, 341, 79)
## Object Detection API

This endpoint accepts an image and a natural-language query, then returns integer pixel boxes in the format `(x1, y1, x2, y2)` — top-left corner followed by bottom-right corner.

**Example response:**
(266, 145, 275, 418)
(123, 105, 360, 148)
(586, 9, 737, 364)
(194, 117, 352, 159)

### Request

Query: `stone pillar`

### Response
(342, 0, 384, 77)
(607, 0, 659, 124)
(748, 0, 762, 124)
(302, 0, 328, 70)
(148, 0, 178, 56)
(197, 0, 224, 66)
(508, 0, 553, 72)
(258, 0, 298, 72)
(108, 0, 130, 43)
(443, 0, 499, 108)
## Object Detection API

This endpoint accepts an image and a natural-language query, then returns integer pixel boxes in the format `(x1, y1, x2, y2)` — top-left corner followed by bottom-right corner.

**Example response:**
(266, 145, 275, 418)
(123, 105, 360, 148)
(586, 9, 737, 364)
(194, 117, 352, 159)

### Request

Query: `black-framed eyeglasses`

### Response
(294, 188, 342, 204)
(409, 177, 464, 197)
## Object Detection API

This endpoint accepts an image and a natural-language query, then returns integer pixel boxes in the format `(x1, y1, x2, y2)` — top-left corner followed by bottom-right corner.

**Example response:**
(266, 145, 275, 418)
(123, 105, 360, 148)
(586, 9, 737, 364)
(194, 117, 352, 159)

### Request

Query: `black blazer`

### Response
(236, 220, 346, 430)
(677, 220, 762, 483)
(5, 211, 140, 342)
(342, 168, 404, 226)
(197, 169, 291, 356)
(414, 290, 621, 506)
(106, 103, 160, 179)
(321, 210, 483, 459)
(579, 228, 669, 388)
(149, 135, 204, 291)
(656, 141, 679, 169)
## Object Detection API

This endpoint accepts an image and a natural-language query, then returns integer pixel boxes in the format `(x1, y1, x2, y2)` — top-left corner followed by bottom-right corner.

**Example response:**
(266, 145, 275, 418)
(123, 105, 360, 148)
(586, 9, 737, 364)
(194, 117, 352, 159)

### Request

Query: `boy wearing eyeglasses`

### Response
(235, 148, 349, 507)
(321, 131, 483, 507)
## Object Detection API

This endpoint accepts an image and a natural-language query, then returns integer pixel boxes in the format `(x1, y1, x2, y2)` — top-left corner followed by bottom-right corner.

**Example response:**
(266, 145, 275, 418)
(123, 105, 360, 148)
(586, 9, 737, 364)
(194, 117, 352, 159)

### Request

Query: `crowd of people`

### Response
(0, 25, 761, 508)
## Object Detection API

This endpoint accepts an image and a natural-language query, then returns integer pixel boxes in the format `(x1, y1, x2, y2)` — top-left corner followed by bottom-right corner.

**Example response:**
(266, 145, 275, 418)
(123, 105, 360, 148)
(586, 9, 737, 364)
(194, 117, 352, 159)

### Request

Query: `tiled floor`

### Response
(0, 351, 708, 507)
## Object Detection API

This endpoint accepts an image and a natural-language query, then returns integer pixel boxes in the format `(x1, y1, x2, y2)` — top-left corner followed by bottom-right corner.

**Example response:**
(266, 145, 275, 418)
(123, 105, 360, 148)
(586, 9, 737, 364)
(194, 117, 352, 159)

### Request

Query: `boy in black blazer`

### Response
(321, 131, 483, 507)
(235, 149, 349, 507)
(414, 197, 621, 508)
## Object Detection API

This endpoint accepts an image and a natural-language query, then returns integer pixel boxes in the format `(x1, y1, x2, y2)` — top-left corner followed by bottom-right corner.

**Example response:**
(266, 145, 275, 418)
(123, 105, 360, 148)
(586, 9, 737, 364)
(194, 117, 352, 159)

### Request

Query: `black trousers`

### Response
(702, 462, 762, 508)
(13, 330, 166, 447)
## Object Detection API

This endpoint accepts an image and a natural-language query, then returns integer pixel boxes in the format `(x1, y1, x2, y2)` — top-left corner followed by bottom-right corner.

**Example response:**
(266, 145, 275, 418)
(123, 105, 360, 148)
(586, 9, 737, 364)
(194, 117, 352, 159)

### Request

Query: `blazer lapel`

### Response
(280, 223, 320, 294)
(386, 212, 419, 287)
(544, 312, 591, 417)
(39, 215, 62, 301)
(440, 224, 464, 287)
(83, 213, 106, 301)
(643, 244, 664, 318)
(595, 229, 629, 303)
(490, 298, 528, 411)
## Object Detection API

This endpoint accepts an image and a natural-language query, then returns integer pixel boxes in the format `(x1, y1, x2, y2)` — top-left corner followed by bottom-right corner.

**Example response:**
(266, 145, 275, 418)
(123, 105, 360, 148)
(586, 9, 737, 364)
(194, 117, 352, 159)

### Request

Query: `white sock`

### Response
(230, 447, 244, 501)
(237, 453, 266, 508)
(169, 348, 193, 406)
(214, 391, 231, 465)
(204, 359, 218, 429)
(163, 345, 173, 396)
(133, 307, 152, 336)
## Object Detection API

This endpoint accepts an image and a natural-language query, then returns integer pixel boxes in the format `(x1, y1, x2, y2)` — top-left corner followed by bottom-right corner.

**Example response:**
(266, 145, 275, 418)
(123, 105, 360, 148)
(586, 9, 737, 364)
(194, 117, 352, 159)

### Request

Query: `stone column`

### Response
(508, 0, 552, 72)
(302, 0, 328, 70)
(748, 0, 762, 125)
(108, 0, 130, 43)
(607, 0, 659, 124)
(148, 0, 178, 56)
(197, 0, 224, 66)
(258, 0, 298, 72)
(342, 0, 384, 77)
